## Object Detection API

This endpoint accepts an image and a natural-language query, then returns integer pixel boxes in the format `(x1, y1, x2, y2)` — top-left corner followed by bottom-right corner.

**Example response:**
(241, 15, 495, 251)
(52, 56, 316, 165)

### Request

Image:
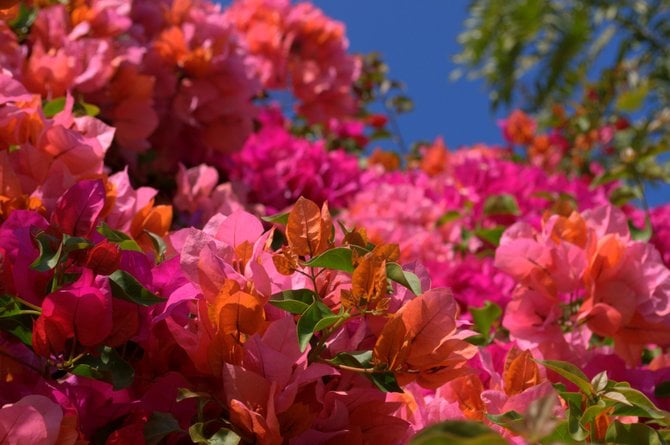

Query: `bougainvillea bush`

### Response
(2, 0, 670, 444)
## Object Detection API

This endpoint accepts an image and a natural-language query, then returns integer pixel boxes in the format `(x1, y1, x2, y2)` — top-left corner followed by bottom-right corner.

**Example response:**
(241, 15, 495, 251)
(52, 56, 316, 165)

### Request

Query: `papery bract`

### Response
(373, 288, 478, 388)
(33, 270, 113, 357)
(0, 395, 65, 445)
(51, 179, 106, 237)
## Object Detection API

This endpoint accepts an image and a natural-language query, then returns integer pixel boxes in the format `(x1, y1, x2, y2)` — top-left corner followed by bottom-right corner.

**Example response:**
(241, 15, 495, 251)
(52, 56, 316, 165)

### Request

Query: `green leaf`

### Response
(482, 194, 520, 217)
(540, 420, 581, 444)
(72, 346, 134, 390)
(539, 360, 593, 395)
(605, 421, 665, 445)
(108, 270, 164, 306)
(611, 387, 670, 421)
(591, 371, 609, 393)
(580, 403, 607, 426)
(437, 211, 462, 226)
(68, 100, 100, 117)
(464, 334, 488, 346)
(261, 211, 289, 225)
(296, 300, 333, 352)
(207, 429, 241, 445)
(0, 296, 35, 346)
(386, 263, 422, 295)
(369, 371, 403, 393)
(302, 247, 354, 273)
(269, 299, 310, 314)
(1, 320, 33, 347)
(603, 391, 632, 406)
(8, 2, 37, 38)
(270, 289, 316, 305)
(474, 226, 506, 247)
(145, 230, 167, 262)
(630, 216, 652, 242)
(470, 301, 502, 341)
(269, 289, 317, 314)
(98, 222, 133, 242)
(189, 423, 241, 445)
(330, 350, 403, 392)
(328, 350, 404, 393)
(486, 411, 524, 432)
(328, 350, 373, 368)
(80, 102, 100, 117)
(144, 412, 182, 445)
(312, 315, 342, 332)
(30, 231, 62, 272)
(118, 239, 143, 252)
(616, 82, 649, 112)
(410, 420, 508, 445)
(610, 186, 640, 206)
(563, 392, 589, 441)
(62, 235, 92, 254)
(96, 223, 143, 251)
(42, 98, 67, 118)
(176, 387, 212, 402)
(387, 95, 414, 114)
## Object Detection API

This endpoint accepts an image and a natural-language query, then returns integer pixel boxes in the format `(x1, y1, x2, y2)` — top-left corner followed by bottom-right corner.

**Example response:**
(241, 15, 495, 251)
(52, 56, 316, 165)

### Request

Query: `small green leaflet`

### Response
(72, 346, 134, 390)
(302, 247, 354, 272)
(108, 270, 164, 306)
(386, 262, 422, 295)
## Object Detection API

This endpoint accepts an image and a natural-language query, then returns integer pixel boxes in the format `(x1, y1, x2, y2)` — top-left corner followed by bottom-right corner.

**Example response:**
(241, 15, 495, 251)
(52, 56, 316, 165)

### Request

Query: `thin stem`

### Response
(63, 352, 85, 369)
(382, 96, 408, 154)
(331, 363, 381, 374)
(635, 175, 657, 237)
(309, 313, 352, 361)
(15, 310, 41, 316)
(50, 264, 62, 293)
(308, 266, 320, 297)
(13, 296, 41, 312)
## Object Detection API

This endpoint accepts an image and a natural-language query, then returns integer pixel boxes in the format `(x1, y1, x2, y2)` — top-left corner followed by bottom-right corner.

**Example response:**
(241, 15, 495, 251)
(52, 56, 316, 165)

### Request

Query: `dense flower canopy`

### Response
(1, 1, 670, 444)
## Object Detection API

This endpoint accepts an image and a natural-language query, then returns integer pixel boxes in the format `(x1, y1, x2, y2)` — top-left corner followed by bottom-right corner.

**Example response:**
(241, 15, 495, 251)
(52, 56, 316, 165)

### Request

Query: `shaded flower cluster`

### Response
(226, 106, 365, 214)
(1, 1, 670, 444)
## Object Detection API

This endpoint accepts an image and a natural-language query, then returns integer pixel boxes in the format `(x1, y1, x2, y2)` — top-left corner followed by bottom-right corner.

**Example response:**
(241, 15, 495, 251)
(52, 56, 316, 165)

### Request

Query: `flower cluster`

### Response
(498, 108, 629, 176)
(1, 0, 361, 175)
(343, 138, 612, 308)
(225, 106, 365, 214)
(0, 73, 111, 218)
(225, 0, 361, 122)
(2, 1, 670, 444)
(497, 205, 670, 364)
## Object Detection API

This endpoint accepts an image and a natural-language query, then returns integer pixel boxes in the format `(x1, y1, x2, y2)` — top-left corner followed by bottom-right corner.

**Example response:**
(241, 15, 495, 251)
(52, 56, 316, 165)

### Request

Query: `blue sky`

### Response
(217, 0, 668, 206)
(313, 1, 669, 207)
(314, 1, 501, 150)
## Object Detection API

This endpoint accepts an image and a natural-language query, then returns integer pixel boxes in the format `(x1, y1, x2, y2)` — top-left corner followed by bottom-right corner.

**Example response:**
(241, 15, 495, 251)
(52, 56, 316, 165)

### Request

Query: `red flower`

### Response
(32, 270, 113, 357)
(83, 240, 121, 276)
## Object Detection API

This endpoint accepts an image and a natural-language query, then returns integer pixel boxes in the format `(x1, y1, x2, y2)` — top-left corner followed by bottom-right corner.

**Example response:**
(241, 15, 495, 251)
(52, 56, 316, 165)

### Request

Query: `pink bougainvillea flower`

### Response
(498, 109, 536, 145)
(50, 179, 106, 237)
(227, 106, 364, 213)
(32, 270, 113, 357)
(226, 0, 361, 123)
(0, 74, 112, 217)
(0, 22, 24, 78)
(0, 395, 67, 445)
(105, 167, 157, 232)
(373, 288, 478, 389)
(496, 204, 670, 365)
(173, 163, 247, 226)
(0, 210, 51, 305)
